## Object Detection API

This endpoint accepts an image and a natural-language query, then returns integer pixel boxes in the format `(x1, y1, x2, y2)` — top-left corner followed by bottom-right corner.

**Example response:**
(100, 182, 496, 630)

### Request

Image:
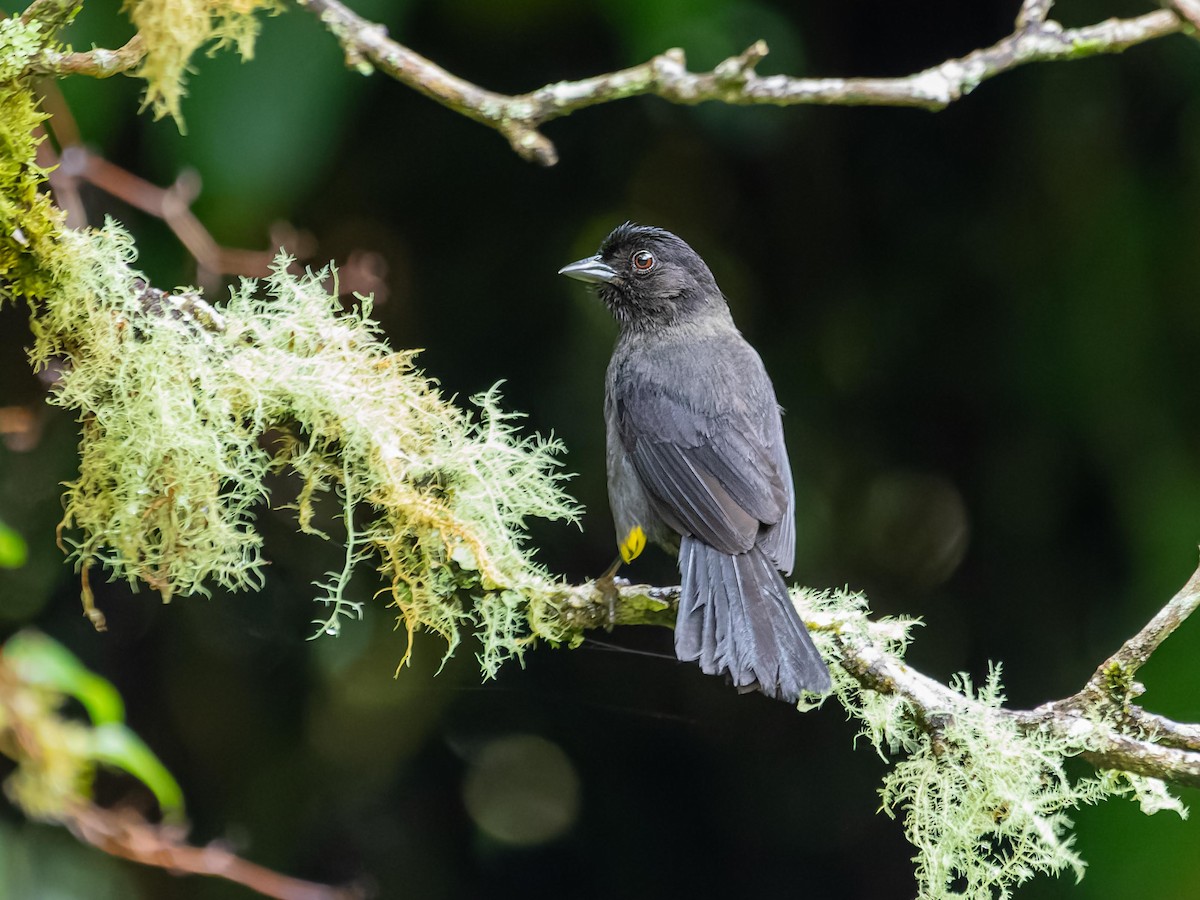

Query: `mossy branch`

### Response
(531, 569, 1199, 899)
(296, 0, 1190, 165)
(557, 570, 1200, 791)
(12, 0, 1194, 164)
(7, 2, 1200, 897)
(16, 0, 278, 124)
(29, 234, 580, 666)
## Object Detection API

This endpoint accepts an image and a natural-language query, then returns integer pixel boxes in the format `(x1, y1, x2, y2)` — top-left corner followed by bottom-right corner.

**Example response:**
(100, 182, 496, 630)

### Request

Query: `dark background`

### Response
(2, 0, 1199, 897)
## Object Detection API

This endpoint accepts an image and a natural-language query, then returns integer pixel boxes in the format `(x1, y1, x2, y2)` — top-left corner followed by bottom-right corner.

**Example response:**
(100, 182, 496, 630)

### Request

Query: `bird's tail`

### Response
(675, 536, 831, 702)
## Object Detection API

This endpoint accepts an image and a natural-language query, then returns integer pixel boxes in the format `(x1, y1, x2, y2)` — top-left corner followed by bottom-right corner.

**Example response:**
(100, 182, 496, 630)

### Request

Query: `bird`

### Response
(558, 223, 831, 703)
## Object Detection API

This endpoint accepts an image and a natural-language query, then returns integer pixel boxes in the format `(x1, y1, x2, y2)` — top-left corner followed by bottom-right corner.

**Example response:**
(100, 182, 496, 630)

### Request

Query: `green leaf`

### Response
(87, 723, 185, 818)
(0, 523, 27, 568)
(3, 631, 125, 725)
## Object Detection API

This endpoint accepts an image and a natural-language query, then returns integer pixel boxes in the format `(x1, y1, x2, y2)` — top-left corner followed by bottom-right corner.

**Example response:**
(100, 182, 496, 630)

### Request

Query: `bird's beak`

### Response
(558, 255, 618, 284)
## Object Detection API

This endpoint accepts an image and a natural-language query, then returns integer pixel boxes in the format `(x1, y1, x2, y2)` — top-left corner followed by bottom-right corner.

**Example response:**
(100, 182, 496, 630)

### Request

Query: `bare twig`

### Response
(16, 0, 1190, 167)
(571, 566, 1200, 790)
(1016, 0, 1055, 30)
(66, 804, 365, 900)
(34, 89, 389, 300)
(1173, 0, 1200, 32)
(55, 147, 298, 282)
(20, 0, 142, 75)
(296, 0, 1186, 165)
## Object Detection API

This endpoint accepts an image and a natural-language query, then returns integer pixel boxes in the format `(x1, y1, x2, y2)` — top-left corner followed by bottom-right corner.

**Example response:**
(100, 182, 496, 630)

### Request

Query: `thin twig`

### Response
(1016, 0, 1055, 30)
(1082, 564, 1200, 702)
(36, 101, 389, 299)
(296, 0, 1185, 165)
(66, 804, 366, 900)
(56, 147, 292, 281)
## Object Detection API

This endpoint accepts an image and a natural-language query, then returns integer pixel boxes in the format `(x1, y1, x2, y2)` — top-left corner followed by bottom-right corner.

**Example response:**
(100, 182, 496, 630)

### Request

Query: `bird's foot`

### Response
(595, 573, 620, 630)
(595, 556, 623, 630)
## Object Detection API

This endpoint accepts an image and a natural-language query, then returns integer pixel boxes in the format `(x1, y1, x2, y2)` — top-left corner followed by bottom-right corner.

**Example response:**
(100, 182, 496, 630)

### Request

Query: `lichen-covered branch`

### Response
(578, 570, 1200, 791)
(18, 0, 79, 30)
(1123, 706, 1200, 753)
(15, 0, 276, 123)
(297, 0, 1187, 164)
(11, 0, 1191, 164)
(542, 570, 1198, 897)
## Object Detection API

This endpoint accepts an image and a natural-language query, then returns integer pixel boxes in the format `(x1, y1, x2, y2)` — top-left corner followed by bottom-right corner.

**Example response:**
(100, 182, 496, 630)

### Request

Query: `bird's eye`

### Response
(632, 250, 655, 271)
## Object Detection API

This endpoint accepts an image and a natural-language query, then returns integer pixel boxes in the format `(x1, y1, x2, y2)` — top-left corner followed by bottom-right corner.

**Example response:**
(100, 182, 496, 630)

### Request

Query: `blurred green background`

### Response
(2, 0, 1200, 897)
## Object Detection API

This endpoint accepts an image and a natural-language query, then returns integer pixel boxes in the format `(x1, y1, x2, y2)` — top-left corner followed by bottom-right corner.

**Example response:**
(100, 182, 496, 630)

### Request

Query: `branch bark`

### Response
(574, 565, 1200, 790)
(16, 0, 1191, 164)
(296, 0, 1188, 165)
(1082, 563, 1200, 700)
(65, 804, 365, 900)
(30, 35, 146, 79)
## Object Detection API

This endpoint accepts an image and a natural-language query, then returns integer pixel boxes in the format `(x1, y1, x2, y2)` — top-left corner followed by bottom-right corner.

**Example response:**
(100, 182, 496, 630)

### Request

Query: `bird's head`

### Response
(559, 223, 722, 329)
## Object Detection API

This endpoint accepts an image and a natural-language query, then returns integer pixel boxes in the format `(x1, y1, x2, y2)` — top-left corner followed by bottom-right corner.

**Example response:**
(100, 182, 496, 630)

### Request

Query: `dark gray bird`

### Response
(559, 223, 831, 702)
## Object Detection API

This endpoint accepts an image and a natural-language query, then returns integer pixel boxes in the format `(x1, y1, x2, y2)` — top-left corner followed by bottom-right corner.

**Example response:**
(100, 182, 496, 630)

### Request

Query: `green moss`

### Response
(0, 17, 45, 81)
(1101, 660, 1135, 698)
(0, 21, 64, 306)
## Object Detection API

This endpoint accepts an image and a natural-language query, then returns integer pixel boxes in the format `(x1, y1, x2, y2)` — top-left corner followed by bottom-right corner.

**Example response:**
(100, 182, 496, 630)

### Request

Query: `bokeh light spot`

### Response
(461, 734, 581, 846)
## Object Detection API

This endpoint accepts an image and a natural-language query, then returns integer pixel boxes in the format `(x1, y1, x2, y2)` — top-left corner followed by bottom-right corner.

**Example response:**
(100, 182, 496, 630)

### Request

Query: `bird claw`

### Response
(595, 573, 619, 630)
(593, 556, 624, 630)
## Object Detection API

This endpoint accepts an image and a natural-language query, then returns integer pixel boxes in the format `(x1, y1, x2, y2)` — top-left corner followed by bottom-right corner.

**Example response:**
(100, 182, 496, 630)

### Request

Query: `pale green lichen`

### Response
(881, 667, 1098, 899)
(121, 0, 280, 126)
(0, 16, 44, 82)
(798, 586, 1186, 900)
(26, 224, 578, 668)
(1, 39, 578, 670)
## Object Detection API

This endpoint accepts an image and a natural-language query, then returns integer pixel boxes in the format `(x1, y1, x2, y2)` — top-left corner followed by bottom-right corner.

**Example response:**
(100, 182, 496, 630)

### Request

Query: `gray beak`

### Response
(558, 255, 618, 284)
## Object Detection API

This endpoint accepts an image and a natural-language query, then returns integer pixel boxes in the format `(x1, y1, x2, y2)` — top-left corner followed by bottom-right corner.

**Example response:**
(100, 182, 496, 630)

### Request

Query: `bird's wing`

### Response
(751, 402, 795, 573)
(614, 379, 790, 558)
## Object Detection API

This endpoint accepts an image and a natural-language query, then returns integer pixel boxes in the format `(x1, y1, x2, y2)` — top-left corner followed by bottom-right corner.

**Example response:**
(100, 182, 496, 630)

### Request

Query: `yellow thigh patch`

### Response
(620, 525, 646, 564)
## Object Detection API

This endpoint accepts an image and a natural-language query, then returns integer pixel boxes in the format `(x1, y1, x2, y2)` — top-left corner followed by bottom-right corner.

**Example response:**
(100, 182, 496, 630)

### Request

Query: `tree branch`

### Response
(1016, 0, 1056, 30)
(576, 566, 1200, 790)
(19, 0, 81, 30)
(65, 804, 365, 900)
(296, 0, 1187, 165)
(30, 85, 389, 300)
(1173, 0, 1200, 31)
(1082, 562, 1200, 700)
(30, 35, 146, 79)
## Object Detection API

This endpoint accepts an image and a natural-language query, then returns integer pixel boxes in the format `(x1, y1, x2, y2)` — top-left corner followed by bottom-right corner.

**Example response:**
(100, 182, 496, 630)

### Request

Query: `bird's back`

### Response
(605, 305, 796, 571)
